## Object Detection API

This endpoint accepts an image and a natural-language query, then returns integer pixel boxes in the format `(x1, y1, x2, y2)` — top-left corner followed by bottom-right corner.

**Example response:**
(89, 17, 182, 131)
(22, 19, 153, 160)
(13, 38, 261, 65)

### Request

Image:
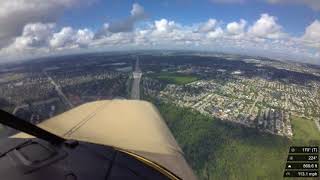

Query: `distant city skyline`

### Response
(0, 0, 319, 64)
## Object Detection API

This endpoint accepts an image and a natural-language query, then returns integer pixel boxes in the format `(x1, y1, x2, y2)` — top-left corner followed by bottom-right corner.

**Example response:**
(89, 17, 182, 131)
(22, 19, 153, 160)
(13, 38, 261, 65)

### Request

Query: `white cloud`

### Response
(303, 20, 320, 40)
(301, 20, 320, 48)
(8, 23, 55, 50)
(91, 32, 134, 47)
(227, 19, 247, 35)
(50, 27, 74, 49)
(207, 27, 224, 38)
(248, 13, 285, 39)
(107, 3, 146, 33)
(76, 29, 94, 47)
(154, 19, 177, 33)
(4, 23, 95, 54)
(0, 0, 93, 48)
(131, 3, 145, 19)
(50, 27, 94, 49)
(197, 19, 218, 33)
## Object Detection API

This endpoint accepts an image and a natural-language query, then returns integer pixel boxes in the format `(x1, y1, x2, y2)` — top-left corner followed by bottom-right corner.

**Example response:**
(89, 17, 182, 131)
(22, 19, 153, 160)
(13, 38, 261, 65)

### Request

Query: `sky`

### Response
(0, 0, 319, 64)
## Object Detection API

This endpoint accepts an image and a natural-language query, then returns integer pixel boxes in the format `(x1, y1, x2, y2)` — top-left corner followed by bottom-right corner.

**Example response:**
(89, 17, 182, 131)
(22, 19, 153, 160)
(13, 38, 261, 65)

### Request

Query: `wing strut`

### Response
(0, 110, 65, 145)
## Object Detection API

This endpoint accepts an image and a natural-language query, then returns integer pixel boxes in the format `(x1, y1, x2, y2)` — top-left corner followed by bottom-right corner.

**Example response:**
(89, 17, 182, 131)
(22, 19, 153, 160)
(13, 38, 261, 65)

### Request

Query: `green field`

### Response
(153, 101, 320, 180)
(150, 72, 198, 85)
(291, 116, 320, 144)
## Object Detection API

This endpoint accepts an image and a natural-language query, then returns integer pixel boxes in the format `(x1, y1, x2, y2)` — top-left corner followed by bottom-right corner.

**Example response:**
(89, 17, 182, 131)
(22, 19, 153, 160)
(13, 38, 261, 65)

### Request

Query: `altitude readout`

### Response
(286, 163, 318, 170)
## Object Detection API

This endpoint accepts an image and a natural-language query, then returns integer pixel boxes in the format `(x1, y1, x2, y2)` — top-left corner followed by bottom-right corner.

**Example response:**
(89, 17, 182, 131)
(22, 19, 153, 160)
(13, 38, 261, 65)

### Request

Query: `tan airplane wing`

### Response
(12, 100, 197, 180)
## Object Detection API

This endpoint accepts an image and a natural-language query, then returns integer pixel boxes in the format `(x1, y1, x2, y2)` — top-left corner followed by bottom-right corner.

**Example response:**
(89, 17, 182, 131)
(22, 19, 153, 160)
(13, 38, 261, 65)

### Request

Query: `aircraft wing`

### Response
(12, 100, 197, 180)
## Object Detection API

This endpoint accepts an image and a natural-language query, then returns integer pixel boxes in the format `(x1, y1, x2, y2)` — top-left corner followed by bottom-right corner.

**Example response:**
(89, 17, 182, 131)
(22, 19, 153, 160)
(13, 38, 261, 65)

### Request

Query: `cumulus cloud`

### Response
(248, 14, 285, 39)
(302, 20, 320, 40)
(301, 20, 320, 48)
(49, 27, 94, 49)
(0, 0, 93, 48)
(197, 19, 218, 33)
(144, 19, 203, 46)
(107, 3, 146, 33)
(207, 27, 224, 38)
(4, 23, 94, 54)
(154, 19, 177, 33)
(76, 29, 95, 47)
(8, 23, 55, 50)
(91, 32, 134, 47)
(131, 3, 146, 19)
(50, 27, 75, 49)
(227, 19, 247, 35)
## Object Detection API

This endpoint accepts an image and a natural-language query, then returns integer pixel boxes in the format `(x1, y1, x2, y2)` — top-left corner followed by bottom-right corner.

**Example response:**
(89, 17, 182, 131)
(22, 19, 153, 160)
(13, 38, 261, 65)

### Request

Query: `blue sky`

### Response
(60, 0, 319, 36)
(0, 0, 319, 64)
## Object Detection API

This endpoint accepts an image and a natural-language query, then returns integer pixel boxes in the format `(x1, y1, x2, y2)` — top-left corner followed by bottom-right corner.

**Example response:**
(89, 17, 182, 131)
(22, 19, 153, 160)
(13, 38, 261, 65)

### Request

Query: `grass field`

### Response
(0, 73, 25, 83)
(291, 115, 320, 144)
(152, 100, 320, 180)
(151, 72, 198, 85)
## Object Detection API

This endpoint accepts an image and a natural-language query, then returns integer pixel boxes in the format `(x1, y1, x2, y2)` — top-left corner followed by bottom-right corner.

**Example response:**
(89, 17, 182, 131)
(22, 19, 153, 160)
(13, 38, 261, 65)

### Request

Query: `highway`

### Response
(43, 70, 74, 108)
(131, 58, 142, 100)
